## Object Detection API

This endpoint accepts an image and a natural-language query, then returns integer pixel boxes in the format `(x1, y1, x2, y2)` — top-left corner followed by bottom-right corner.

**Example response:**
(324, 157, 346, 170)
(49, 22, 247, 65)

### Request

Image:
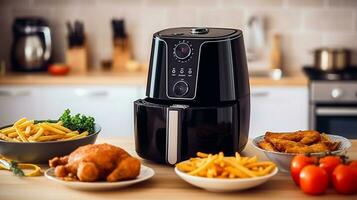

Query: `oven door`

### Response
(314, 106, 357, 139)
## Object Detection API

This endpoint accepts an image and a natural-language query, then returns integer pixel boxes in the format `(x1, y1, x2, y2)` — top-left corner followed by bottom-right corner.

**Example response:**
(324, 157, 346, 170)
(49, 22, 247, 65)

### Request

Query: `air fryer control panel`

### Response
(165, 39, 203, 99)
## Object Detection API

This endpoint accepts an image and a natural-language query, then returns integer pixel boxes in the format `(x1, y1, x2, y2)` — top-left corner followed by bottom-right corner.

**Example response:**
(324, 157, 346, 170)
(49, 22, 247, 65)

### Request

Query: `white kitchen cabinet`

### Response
(0, 85, 308, 138)
(249, 86, 308, 138)
(137, 86, 146, 99)
(0, 85, 140, 137)
(0, 86, 42, 124)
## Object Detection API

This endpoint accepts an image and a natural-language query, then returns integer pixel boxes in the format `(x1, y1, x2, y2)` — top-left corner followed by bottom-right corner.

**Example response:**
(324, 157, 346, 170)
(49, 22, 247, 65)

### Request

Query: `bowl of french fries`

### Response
(175, 152, 277, 192)
(0, 117, 100, 164)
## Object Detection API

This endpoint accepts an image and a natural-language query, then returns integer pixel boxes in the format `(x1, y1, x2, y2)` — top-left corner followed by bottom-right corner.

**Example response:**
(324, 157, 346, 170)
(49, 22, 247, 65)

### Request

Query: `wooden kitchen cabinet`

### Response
(249, 86, 308, 138)
(0, 85, 140, 137)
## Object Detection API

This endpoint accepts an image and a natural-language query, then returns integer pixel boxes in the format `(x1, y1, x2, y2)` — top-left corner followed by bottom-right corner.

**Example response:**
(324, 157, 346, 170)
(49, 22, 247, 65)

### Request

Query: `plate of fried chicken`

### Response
(252, 131, 351, 172)
(45, 143, 155, 190)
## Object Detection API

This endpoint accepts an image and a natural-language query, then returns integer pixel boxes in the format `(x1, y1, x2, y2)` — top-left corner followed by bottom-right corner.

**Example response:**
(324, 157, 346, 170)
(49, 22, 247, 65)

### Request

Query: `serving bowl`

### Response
(175, 166, 278, 192)
(0, 122, 100, 163)
(252, 134, 352, 172)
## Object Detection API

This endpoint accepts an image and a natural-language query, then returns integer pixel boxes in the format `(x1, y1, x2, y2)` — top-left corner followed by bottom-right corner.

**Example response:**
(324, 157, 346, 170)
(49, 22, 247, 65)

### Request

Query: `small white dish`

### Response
(45, 165, 155, 190)
(175, 166, 278, 192)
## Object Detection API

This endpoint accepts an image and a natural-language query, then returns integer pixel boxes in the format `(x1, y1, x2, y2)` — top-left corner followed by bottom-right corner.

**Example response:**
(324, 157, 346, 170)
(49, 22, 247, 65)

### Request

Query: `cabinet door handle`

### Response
(316, 107, 357, 116)
(251, 91, 269, 97)
(75, 90, 109, 97)
(0, 90, 31, 97)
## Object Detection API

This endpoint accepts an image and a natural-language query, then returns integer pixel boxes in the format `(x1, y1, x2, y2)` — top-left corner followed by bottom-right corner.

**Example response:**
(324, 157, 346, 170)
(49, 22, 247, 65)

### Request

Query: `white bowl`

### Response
(175, 166, 278, 192)
(252, 134, 352, 173)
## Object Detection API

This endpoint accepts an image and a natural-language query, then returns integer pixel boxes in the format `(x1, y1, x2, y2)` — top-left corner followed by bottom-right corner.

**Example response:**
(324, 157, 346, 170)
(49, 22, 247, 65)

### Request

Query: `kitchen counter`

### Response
(0, 71, 308, 86)
(0, 137, 355, 200)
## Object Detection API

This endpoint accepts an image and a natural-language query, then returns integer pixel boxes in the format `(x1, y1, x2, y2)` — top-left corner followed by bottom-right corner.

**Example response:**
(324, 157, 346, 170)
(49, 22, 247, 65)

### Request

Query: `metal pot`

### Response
(334, 49, 351, 70)
(314, 48, 351, 71)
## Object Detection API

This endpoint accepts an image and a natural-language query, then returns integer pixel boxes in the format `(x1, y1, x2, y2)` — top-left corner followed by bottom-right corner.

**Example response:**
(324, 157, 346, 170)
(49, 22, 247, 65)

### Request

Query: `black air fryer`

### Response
(134, 27, 250, 164)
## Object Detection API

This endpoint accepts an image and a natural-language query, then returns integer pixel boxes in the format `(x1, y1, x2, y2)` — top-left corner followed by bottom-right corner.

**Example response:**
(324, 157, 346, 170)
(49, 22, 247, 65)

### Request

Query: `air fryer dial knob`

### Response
(331, 88, 343, 99)
(173, 81, 189, 96)
(174, 42, 191, 60)
(191, 28, 209, 34)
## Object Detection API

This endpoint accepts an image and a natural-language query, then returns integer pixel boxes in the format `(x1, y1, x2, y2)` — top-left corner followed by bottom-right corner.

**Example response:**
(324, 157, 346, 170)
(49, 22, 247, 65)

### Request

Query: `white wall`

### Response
(1, 0, 357, 72)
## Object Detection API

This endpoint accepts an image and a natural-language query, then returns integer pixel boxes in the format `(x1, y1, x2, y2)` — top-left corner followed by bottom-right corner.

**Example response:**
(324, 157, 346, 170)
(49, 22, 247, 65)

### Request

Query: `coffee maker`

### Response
(11, 17, 52, 71)
(134, 27, 250, 164)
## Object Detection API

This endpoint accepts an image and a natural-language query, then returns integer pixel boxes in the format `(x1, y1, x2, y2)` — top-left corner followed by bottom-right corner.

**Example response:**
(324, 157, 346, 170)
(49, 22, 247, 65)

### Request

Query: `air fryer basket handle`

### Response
(166, 106, 186, 165)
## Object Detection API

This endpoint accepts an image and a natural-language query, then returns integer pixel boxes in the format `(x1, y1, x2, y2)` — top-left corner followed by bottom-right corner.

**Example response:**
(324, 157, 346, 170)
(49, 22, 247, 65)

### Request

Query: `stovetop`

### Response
(303, 67, 357, 81)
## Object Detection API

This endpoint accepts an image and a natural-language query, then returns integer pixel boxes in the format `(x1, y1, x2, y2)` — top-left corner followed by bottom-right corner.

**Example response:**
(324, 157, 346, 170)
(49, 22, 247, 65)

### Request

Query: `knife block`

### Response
(112, 38, 131, 72)
(66, 45, 88, 74)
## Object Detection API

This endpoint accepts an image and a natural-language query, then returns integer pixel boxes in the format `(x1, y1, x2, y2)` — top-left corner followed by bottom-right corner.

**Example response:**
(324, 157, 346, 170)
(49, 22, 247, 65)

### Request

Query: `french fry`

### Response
(47, 123, 71, 133)
(18, 120, 34, 129)
(197, 152, 208, 158)
(39, 123, 66, 135)
(7, 132, 18, 138)
(25, 126, 31, 136)
(14, 117, 27, 126)
(14, 126, 28, 142)
(64, 131, 80, 137)
(62, 131, 88, 141)
(36, 135, 64, 142)
(176, 152, 276, 179)
(0, 133, 16, 142)
(29, 127, 44, 141)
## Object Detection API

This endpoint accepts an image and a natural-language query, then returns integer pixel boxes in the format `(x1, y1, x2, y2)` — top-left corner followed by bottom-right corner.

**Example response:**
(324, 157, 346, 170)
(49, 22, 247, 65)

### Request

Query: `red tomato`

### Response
(349, 160, 357, 169)
(299, 165, 328, 195)
(290, 155, 317, 186)
(48, 64, 70, 76)
(319, 156, 341, 177)
(332, 164, 357, 194)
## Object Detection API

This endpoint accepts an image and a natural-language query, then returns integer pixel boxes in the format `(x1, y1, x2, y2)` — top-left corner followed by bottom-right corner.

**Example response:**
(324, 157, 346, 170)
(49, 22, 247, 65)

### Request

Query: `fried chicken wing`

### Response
(258, 141, 277, 152)
(49, 143, 141, 182)
(265, 130, 321, 145)
(260, 130, 341, 154)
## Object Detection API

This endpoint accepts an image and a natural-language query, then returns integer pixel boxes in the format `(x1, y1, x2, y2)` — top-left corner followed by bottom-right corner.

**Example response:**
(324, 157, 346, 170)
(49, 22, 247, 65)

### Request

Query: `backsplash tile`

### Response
(304, 10, 354, 31)
(287, 0, 325, 7)
(0, 0, 356, 72)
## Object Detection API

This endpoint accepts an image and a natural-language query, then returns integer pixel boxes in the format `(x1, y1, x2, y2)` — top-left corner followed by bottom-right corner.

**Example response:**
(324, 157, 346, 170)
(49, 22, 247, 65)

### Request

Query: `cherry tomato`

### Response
(48, 64, 70, 76)
(319, 156, 341, 177)
(332, 164, 357, 194)
(299, 165, 328, 195)
(290, 155, 317, 186)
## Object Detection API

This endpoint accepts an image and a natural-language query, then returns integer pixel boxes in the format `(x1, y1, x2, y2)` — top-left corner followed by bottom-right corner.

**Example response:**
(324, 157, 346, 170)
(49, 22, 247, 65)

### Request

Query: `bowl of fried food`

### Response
(175, 152, 278, 192)
(0, 109, 100, 163)
(252, 130, 351, 172)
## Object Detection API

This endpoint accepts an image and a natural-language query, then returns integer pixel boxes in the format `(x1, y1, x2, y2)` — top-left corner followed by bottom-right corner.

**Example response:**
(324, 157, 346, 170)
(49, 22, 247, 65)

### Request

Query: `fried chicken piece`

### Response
(49, 143, 141, 182)
(285, 142, 330, 154)
(267, 138, 334, 154)
(258, 141, 277, 152)
(265, 130, 321, 145)
(267, 138, 306, 152)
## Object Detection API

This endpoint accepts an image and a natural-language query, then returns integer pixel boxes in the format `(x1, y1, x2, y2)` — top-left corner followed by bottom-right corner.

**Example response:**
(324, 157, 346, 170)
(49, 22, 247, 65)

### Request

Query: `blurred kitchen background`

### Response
(1, 0, 357, 138)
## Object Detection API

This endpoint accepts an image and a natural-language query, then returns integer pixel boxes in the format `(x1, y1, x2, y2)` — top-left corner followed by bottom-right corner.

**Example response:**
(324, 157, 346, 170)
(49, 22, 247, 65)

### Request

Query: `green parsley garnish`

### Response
(59, 109, 95, 134)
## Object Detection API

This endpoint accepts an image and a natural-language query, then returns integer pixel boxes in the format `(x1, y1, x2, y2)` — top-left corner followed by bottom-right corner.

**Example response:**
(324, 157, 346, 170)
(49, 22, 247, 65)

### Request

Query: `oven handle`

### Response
(316, 107, 357, 116)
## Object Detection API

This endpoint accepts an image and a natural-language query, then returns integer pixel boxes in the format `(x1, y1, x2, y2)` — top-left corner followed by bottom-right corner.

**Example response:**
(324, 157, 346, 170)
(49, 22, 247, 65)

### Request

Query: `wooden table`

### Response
(0, 137, 356, 200)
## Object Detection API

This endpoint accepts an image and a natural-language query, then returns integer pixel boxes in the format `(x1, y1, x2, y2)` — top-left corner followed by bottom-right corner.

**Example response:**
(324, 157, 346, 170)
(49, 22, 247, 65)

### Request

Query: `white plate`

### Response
(175, 166, 278, 192)
(45, 165, 155, 190)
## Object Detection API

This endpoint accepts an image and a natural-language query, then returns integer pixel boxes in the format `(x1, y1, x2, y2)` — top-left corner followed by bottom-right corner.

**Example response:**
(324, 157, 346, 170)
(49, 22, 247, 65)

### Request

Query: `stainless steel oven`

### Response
(309, 81, 357, 138)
